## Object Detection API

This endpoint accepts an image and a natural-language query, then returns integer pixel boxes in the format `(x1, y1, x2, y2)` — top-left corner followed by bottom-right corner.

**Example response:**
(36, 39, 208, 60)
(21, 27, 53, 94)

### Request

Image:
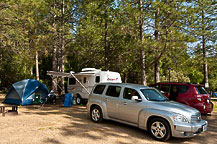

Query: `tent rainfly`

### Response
(4, 79, 49, 106)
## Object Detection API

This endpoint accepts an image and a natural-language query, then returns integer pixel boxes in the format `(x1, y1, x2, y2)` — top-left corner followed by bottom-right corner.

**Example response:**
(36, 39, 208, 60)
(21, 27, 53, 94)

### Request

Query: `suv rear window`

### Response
(195, 86, 207, 94)
(93, 85, 106, 94)
(106, 86, 121, 97)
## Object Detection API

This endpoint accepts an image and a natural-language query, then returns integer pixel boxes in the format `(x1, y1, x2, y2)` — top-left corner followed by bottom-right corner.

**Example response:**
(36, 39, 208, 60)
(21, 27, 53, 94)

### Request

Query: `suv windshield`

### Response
(141, 89, 168, 101)
(195, 86, 207, 94)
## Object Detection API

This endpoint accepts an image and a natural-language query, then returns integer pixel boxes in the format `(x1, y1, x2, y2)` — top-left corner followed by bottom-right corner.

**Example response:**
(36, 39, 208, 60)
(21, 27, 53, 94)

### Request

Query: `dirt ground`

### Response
(0, 93, 217, 144)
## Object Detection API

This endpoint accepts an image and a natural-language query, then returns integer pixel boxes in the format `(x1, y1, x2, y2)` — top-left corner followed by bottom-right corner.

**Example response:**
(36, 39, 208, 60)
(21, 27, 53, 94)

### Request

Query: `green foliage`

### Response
(189, 70, 204, 84)
(0, 0, 216, 91)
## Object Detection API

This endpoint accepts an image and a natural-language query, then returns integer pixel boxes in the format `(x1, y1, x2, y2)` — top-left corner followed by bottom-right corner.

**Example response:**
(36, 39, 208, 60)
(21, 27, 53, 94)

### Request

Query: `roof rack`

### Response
(157, 82, 192, 84)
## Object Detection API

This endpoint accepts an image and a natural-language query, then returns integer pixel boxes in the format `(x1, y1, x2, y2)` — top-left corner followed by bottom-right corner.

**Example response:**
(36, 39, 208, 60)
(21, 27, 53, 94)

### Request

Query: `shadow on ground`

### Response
(2, 96, 217, 144)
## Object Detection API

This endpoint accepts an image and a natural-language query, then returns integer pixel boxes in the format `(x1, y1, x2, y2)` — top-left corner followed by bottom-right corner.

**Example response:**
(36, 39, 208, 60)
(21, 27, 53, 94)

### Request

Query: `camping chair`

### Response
(32, 93, 43, 104)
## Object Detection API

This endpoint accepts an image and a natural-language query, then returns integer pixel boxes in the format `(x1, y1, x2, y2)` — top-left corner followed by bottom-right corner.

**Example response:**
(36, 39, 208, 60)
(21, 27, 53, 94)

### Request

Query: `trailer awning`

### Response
(47, 71, 90, 94)
(47, 71, 96, 77)
(47, 71, 71, 77)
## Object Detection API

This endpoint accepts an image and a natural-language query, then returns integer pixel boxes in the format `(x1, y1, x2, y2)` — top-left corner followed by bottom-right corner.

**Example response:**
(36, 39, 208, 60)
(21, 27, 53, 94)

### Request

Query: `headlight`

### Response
(172, 113, 189, 123)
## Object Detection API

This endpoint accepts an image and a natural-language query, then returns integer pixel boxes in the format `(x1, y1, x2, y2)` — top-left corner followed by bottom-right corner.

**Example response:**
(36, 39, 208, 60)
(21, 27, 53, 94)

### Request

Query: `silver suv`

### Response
(87, 83, 207, 141)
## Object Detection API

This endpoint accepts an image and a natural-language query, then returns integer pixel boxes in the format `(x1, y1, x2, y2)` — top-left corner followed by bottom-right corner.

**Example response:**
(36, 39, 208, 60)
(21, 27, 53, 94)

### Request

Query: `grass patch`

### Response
(38, 128, 45, 130)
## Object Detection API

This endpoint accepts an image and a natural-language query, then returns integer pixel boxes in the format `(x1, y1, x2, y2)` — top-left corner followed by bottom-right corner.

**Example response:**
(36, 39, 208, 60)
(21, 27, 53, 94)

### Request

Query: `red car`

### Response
(150, 82, 213, 114)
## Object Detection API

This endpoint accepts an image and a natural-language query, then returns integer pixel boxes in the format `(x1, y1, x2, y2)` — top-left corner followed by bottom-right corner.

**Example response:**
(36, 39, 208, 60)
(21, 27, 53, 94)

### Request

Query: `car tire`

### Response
(90, 106, 103, 123)
(148, 118, 171, 141)
(76, 95, 82, 105)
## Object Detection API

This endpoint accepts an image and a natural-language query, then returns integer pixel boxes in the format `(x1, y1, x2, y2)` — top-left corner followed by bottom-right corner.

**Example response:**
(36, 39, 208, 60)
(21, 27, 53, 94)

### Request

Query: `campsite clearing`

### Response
(0, 93, 217, 144)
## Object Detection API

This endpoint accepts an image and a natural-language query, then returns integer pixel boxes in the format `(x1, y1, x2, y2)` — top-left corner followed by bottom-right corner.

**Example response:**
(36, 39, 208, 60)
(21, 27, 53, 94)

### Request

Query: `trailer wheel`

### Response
(76, 95, 82, 105)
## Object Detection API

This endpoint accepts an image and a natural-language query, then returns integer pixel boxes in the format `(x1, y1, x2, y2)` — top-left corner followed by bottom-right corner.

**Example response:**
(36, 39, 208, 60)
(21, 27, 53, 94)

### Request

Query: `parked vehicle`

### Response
(211, 92, 217, 97)
(47, 68, 121, 105)
(150, 82, 213, 114)
(87, 83, 207, 141)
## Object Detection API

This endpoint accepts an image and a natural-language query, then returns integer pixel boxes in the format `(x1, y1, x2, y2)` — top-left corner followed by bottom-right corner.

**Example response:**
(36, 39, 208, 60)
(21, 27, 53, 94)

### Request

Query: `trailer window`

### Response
(95, 76, 100, 83)
(69, 78, 76, 85)
(93, 85, 106, 94)
(83, 77, 87, 83)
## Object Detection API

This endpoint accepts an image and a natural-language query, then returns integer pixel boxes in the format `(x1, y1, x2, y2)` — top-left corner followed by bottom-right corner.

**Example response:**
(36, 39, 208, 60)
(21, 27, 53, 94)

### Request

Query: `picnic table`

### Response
(0, 105, 18, 116)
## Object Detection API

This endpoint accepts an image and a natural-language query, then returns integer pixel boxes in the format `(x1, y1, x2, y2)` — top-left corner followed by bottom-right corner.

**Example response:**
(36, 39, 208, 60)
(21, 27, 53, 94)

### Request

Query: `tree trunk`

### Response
(35, 51, 39, 80)
(104, 10, 109, 70)
(139, 0, 146, 85)
(154, 62, 160, 83)
(29, 39, 33, 76)
(52, 0, 58, 92)
(61, 0, 65, 94)
(154, 6, 160, 83)
(202, 9, 208, 89)
(30, 66, 33, 76)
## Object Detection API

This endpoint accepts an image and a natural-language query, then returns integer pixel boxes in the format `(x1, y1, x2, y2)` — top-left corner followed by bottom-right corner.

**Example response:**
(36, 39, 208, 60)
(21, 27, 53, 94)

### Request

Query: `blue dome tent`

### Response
(4, 79, 49, 105)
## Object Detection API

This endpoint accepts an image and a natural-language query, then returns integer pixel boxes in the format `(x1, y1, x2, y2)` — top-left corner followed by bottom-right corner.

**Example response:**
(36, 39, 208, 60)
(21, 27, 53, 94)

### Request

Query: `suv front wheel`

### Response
(148, 118, 171, 141)
(90, 106, 103, 123)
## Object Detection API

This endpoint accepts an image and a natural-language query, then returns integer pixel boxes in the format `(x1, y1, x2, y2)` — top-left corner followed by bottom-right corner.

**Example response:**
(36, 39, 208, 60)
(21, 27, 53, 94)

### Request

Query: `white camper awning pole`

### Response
(70, 71, 90, 95)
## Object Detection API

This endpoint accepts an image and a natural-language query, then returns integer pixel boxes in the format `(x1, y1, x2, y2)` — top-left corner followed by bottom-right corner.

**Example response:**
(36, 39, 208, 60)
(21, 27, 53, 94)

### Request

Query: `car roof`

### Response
(151, 82, 203, 86)
(97, 83, 151, 90)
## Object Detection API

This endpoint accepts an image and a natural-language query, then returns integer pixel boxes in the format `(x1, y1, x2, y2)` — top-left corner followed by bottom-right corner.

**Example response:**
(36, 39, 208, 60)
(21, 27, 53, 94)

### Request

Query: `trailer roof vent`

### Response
(81, 68, 97, 72)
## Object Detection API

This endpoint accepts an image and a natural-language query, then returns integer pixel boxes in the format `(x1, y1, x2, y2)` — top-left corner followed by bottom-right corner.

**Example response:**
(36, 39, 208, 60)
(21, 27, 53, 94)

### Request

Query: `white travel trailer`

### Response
(47, 68, 122, 104)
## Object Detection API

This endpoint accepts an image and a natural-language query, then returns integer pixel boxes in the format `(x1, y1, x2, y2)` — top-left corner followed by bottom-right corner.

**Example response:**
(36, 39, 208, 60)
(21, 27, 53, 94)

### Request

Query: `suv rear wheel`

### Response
(90, 106, 103, 123)
(148, 118, 171, 141)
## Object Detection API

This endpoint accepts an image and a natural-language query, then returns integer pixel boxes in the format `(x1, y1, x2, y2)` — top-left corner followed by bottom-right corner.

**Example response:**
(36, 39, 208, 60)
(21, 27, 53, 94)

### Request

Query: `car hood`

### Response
(147, 100, 199, 117)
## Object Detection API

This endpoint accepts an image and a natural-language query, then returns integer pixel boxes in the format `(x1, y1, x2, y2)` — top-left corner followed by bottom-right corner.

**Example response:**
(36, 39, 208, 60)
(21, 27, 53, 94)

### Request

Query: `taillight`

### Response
(194, 95, 202, 102)
(197, 97, 202, 101)
(206, 97, 210, 103)
(195, 94, 210, 103)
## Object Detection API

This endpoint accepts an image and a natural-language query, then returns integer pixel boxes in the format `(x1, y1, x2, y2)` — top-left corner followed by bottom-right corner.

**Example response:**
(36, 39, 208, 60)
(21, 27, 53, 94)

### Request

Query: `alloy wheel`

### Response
(151, 121, 166, 139)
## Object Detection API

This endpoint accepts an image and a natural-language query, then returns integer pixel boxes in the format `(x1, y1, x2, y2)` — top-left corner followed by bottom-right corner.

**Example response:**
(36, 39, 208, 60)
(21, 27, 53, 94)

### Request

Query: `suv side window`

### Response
(93, 85, 106, 94)
(160, 85, 170, 93)
(177, 85, 189, 93)
(106, 86, 121, 97)
(123, 88, 141, 100)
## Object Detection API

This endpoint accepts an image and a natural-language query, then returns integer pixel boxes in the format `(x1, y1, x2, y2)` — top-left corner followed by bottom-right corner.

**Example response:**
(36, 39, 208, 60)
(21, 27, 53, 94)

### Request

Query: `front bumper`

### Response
(172, 120, 207, 138)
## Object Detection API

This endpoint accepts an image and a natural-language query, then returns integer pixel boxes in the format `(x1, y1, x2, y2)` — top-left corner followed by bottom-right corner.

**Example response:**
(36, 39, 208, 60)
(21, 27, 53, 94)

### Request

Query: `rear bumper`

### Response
(194, 102, 213, 114)
(172, 120, 207, 138)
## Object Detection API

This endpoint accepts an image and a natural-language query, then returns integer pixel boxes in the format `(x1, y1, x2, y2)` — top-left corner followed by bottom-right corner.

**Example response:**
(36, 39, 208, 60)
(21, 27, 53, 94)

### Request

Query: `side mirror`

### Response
(131, 96, 142, 102)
